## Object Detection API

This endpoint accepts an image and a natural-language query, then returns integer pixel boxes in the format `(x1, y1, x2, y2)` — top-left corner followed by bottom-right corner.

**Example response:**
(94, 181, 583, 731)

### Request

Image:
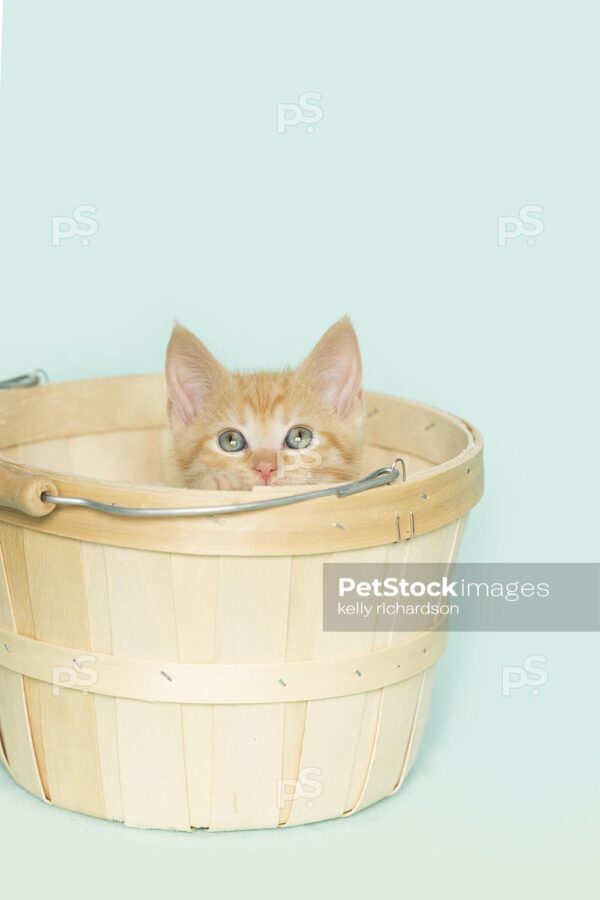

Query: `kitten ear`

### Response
(165, 324, 227, 426)
(298, 317, 363, 419)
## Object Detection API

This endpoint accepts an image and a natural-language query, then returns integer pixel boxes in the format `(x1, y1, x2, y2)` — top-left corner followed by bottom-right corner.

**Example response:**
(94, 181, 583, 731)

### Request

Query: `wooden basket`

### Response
(0, 375, 483, 831)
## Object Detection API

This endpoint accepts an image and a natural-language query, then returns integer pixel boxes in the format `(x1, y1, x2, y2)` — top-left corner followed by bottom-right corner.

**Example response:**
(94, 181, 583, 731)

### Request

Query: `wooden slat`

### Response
(103, 546, 190, 830)
(349, 675, 425, 812)
(361, 444, 430, 477)
(285, 544, 395, 826)
(364, 392, 470, 462)
(390, 520, 468, 794)
(278, 554, 322, 825)
(284, 692, 365, 826)
(0, 710, 9, 770)
(348, 518, 466, 814)
(0, 536, 46, 797)
(342, 538, 413, 813)
(209, 557, 290, 830)
(0, 523, 49, 798)
(392, 664, 437, 792)
(0, 523, 36, 636)
(17, 438, 72, 475)
(171, 553, 219, 828)
(0, 376, 167, 446)
(0, 667, 46, 796)
(82, 541, 123, 822)
(68, 430, 168, 484)
(21, 530, 105, 816)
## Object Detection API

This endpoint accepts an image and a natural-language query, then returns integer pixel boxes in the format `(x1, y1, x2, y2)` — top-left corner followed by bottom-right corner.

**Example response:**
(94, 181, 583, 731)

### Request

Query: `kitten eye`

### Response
(284, 426, 313, 450)
(218, 429, 247, 452)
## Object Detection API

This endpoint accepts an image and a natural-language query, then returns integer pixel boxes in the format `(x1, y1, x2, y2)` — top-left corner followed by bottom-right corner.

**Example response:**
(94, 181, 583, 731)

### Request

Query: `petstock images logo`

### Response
(323, 563, 600, 632)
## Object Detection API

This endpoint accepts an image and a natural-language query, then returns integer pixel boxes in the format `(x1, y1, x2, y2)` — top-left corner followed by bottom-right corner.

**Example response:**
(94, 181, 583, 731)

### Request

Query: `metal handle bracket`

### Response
(0, 370, 49, 391)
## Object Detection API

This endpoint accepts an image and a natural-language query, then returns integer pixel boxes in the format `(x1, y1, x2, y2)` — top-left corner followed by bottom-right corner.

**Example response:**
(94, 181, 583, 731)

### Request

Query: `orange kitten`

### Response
(165, 318, 364, 489)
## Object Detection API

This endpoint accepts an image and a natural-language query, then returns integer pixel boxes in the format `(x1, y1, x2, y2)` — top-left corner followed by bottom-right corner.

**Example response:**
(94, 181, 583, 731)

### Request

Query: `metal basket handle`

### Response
(39, 461, 405, 519)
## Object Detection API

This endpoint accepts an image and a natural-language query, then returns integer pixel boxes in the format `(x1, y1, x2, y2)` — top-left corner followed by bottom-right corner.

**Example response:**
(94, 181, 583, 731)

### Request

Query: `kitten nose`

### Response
(254, 460, 277, 485)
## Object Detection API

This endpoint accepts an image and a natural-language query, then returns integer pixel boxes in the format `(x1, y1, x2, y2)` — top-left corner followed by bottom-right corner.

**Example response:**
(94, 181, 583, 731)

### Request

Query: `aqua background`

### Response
(0, 1, 597, 897)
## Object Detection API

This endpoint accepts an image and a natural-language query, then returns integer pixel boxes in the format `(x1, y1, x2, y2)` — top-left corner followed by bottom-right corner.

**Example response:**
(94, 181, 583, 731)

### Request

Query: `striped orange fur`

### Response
(165, 318, 364, 490)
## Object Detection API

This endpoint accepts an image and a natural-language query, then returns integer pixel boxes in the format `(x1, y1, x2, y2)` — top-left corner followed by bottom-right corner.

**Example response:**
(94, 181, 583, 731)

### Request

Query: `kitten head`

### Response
(165, 318, 364, 489)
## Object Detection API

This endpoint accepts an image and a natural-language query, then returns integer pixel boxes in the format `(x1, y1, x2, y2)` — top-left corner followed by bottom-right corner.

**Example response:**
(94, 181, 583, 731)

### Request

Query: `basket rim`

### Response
(0, 374, 484, 555)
